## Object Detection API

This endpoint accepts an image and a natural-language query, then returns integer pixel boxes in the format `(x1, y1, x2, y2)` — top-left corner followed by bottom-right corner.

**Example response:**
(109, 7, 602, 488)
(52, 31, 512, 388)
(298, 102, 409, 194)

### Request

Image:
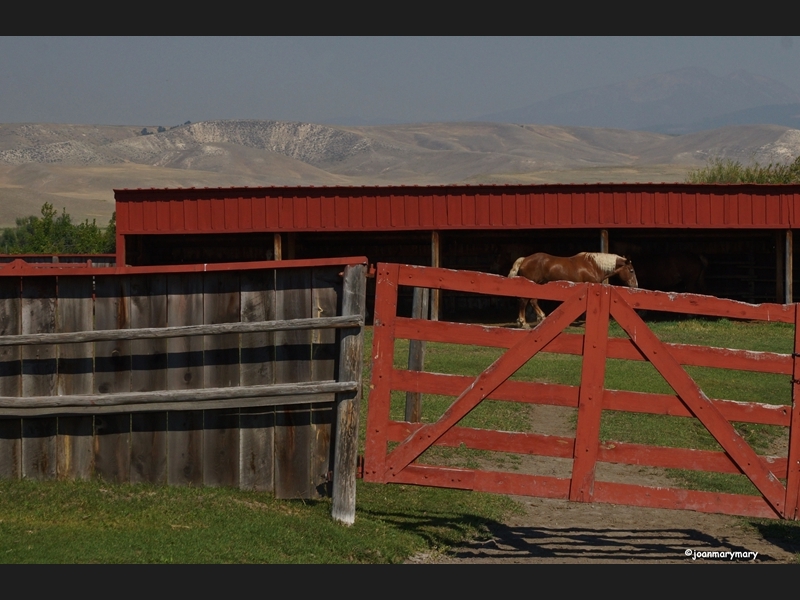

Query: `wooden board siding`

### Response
(21, 277, 57, 480)
(239, 270, 276, 492)
(0, 277, 21, 479)
(93, 276, 132, 483)
(56, 277, 94, 480)
(167, 272, 204, 486)
(202, 271, 240, 488)
(130, 274, 168, 484)
(274, 268, 314, 499)
(0, 258, 367, 503)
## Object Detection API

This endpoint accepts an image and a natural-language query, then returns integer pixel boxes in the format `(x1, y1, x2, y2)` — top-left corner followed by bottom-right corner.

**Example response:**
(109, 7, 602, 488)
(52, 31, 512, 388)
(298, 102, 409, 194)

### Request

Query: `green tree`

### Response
(1, 203, 115, 254)
(686, 155, 800, 184)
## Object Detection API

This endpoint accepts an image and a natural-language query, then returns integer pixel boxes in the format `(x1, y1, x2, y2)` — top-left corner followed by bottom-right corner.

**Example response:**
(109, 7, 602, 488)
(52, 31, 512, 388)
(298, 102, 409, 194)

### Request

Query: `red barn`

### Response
(114, 182, 800, 320)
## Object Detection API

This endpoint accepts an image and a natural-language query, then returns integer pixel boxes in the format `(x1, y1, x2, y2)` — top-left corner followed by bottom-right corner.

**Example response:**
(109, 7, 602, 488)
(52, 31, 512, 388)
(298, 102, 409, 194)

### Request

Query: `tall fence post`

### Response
(331, 264, 367, 525)
(404, 287, 429, 423)
(787, 231, 793, 305)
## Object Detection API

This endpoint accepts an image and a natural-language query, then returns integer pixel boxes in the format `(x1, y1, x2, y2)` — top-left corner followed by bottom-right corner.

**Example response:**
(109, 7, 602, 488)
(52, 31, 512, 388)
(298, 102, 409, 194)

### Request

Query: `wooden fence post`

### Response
(431, 231, 440, 321)
(404, 287, 428, 422)
(331, 264, 367, 525)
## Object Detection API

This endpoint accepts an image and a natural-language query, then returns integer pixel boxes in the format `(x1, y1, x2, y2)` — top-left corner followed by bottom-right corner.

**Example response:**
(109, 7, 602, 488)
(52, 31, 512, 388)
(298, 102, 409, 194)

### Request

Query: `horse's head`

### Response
(615, 256, 639, 288)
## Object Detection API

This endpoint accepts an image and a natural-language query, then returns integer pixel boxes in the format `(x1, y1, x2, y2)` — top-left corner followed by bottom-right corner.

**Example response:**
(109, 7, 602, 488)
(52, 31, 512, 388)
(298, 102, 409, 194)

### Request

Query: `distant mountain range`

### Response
(1, 117, 800, 229)
(473, 67, 800, 134)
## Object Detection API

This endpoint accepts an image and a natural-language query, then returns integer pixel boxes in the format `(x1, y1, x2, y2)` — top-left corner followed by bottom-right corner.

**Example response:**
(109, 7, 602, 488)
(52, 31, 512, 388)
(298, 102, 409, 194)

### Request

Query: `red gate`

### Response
(363, 262, 800, 520)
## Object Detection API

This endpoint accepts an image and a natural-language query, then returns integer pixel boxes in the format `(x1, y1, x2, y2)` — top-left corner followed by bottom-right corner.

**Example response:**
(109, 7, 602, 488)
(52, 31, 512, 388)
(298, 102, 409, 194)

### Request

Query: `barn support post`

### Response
(404, 287, 429, 423)
(431, 231, 440, 321)
(600, 230, 609, 254)
(331, 263, 367, 526)
(116, 229, 126, 266)
(273, 233, 282, 261)
(285, 233, 296, 260)
(777, 232, 785, 304)
(787, 231, 794, 304)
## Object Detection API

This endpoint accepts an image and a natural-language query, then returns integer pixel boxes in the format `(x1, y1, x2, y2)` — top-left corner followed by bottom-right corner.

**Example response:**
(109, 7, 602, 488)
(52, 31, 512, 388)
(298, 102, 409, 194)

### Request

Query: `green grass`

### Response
(0, 478, 518, 564)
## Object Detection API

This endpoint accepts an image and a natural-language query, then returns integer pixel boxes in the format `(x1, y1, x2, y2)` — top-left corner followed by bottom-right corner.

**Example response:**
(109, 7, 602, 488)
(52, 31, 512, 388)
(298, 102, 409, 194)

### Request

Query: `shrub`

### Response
(686, 155, 800, 184)
(1, 203, 115, 254)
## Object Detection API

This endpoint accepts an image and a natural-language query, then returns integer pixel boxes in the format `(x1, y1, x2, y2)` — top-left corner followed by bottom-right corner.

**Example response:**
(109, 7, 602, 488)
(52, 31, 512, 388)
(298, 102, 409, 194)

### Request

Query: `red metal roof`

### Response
(114, 183, 800, 235)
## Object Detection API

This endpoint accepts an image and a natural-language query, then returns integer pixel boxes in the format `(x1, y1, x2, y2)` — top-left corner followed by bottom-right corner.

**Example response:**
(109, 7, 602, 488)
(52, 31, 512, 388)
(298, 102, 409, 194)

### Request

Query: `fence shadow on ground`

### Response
(439, 524, 784, 563)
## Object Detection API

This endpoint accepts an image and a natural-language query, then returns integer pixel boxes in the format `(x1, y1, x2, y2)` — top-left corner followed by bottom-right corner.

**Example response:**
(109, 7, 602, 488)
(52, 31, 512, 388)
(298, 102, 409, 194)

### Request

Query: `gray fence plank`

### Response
(0, 277, 21, 479)
(56, 277, 94, 480)
(274, 268, 313, 499)
(130, 274, 168, 484)
(93, 276, 131, 483)
(239, 270, 276, 492)
(310, 267, 341, 496)
(0, 417, 21, 480)
(167, 272, 203, 486)
(21, 277, 57, 480)
(203, 272, 240, 487)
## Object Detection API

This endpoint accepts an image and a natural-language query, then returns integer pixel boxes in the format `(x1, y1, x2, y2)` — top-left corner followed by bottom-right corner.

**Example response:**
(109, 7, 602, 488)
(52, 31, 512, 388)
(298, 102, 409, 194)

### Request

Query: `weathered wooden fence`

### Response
(0, 256, 367, 524)
(364, 262, 800, 520)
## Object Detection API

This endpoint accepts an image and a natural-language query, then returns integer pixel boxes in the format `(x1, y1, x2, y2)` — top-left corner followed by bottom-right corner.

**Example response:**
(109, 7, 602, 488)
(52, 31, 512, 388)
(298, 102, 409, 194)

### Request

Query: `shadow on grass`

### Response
(748, 520, 800, 557)
(356, 506, 503, 551)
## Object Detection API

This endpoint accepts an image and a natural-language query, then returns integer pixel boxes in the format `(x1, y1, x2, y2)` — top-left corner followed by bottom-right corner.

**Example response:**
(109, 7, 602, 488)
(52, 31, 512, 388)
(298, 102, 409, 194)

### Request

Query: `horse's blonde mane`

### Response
(584, 252, 621, 275)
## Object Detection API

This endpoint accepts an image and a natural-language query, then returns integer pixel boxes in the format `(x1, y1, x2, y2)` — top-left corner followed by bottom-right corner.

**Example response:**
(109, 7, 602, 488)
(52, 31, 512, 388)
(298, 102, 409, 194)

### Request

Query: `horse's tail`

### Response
(508, 257, 525, 278)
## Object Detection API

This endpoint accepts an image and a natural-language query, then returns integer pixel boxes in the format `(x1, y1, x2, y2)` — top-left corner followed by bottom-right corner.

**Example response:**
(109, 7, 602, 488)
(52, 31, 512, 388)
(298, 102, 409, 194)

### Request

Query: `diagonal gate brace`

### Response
(609, 288, 787, 517)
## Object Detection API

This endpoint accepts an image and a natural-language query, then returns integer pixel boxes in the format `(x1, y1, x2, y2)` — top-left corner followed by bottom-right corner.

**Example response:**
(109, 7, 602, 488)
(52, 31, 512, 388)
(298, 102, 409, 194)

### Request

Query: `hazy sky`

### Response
(1, 36, 797, 127)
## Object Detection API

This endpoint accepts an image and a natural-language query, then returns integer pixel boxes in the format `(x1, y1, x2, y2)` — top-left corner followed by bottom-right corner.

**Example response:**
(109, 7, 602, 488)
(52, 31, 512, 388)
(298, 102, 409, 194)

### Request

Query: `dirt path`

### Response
(405, 404, 800, 564)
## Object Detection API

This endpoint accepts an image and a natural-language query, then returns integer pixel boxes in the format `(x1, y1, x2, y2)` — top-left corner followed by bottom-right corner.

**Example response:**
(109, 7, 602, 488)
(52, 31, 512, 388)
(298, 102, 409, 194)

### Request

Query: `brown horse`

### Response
(508, 252, 639, 328)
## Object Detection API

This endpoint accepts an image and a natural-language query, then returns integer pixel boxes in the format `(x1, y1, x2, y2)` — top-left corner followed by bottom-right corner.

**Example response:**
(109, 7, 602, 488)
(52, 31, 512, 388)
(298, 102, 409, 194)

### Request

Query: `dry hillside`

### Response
(1, 120, 799, 228)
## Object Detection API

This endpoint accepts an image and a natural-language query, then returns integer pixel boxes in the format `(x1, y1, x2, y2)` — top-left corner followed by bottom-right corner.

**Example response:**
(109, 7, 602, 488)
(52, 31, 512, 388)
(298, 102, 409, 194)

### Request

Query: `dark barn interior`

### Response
(123, 227, 791, 324)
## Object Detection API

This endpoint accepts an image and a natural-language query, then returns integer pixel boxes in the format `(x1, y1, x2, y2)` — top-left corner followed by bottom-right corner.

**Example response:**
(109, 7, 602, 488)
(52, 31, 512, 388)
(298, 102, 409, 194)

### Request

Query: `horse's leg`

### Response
(531, 299, 546, 323)
(517, 298, 529, 328)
